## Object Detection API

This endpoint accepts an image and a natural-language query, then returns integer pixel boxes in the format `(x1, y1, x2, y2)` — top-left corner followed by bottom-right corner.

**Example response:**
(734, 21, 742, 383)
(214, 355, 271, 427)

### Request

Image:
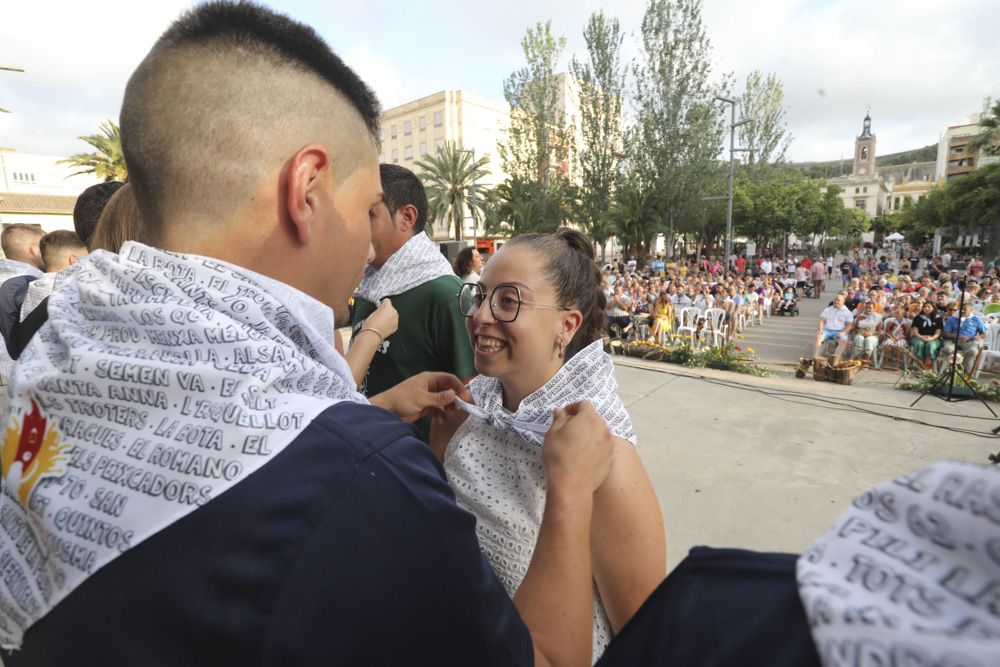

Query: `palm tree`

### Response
(59, 119, 128, 182)
(967, 98, 1000, 158)
(415, 142, 490, 241)
(606, 185, 655, 259)
(483, 178, 539, 236)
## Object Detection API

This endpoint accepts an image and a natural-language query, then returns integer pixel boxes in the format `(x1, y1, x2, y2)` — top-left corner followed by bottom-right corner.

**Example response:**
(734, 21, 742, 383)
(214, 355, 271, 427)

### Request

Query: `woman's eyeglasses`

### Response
(458, 283, 567, 323)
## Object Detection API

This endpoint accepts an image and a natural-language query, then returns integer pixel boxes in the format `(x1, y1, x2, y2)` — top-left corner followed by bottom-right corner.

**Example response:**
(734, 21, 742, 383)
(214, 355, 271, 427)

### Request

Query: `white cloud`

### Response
(0, 0, 193, 155)
(1, 0, 997, 163)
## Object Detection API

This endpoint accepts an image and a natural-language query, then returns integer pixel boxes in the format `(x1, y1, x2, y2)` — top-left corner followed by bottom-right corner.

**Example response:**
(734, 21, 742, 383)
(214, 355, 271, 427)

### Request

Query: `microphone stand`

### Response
(910, 282, 996, 417)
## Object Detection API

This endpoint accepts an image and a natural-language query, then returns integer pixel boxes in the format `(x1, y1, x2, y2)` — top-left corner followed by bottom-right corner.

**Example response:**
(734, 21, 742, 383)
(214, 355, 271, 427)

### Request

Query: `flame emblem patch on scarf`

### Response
(1, 397, 69, 506)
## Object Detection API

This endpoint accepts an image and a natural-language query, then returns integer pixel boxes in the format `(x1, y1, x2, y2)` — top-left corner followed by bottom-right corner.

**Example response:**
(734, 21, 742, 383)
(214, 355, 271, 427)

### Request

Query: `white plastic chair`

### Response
(701, 308, 728, 348)
(974, 323, 1000, 379)
(676, 307, 701, 348)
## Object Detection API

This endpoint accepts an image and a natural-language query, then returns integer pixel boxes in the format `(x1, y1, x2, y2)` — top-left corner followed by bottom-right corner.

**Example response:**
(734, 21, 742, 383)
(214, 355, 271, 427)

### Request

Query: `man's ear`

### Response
(286, 144, 332, 245)
(396, 203, 420, 234)
(67, 254, 78, 267)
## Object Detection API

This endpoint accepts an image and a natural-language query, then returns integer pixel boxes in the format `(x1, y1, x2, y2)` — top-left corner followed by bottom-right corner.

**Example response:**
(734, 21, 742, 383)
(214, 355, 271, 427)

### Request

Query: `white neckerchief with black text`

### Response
(457, 339, 636, 447)
(0, 242, 364, 649)
(356, 232, 454, 303)
(797, 460, 1000, 667)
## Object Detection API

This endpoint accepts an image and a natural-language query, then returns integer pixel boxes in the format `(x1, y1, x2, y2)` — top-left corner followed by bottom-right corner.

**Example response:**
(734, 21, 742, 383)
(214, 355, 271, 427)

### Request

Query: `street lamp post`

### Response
(712, 96, 750, 269)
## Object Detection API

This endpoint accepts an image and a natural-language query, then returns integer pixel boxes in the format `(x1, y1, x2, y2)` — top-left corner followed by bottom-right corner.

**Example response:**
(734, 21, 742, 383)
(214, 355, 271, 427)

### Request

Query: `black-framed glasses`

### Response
(458, 283, 567, 323)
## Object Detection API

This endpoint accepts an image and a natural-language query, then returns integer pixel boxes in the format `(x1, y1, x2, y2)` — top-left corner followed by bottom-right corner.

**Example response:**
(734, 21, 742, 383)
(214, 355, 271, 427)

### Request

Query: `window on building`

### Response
(854, 187, 859, 194)
(434, 111, 443, 127)
(379, 154, 386, 163)
(391, 124, 397, 139)
(419, 115, 426, 130)
(404, 120, 412, 135)
(894, 197, 900, 209)
(435, 139, 445, 151)
(404, 146, 413, 160)
(419, 142, 427, 156)
(862, 186, 868, 193)
(391, 149, 398, 163)
(855, 199, 866, 210)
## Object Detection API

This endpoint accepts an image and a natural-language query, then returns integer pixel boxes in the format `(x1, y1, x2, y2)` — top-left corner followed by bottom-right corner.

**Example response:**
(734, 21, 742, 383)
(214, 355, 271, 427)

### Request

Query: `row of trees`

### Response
(414, 0, 856, 261)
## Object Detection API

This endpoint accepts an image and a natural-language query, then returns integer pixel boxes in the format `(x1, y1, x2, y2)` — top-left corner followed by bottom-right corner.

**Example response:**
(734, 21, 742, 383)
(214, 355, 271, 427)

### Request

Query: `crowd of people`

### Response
(593, 252, 830, 345)
(0, 4, 995, 666)
(815, 249, 999, 375)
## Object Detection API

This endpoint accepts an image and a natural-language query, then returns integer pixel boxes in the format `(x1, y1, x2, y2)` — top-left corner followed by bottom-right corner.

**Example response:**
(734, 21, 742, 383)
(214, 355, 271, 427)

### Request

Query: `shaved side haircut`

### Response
(73, 181, 125, 245)
(38, 230, 87, 272)
(1, 224, 44, 261)
(120, 0, 381, 240)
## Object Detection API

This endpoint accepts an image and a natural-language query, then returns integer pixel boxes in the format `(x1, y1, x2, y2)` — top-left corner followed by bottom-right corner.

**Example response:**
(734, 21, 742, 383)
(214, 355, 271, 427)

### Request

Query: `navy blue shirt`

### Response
(3, 403, 531, 666)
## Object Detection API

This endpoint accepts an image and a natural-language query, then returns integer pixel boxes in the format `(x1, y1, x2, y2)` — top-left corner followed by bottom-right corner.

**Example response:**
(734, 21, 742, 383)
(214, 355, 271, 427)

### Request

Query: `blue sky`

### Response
(1, 0, 997, 163)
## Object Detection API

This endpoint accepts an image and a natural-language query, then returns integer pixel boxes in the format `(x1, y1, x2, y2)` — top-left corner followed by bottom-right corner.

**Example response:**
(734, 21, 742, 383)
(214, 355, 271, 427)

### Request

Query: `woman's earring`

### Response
(557, 339, 565, 359)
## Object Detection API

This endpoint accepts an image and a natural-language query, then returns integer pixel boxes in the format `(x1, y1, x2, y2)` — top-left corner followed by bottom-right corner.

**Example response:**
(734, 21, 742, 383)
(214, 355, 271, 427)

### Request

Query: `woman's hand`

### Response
(543, 402, 615, 496)
(366, 298, 399, 339)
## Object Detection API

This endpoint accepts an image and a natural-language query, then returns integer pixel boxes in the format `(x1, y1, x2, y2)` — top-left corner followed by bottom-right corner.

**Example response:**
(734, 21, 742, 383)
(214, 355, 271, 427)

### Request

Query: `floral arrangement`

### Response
(607, 336, 770, 377)
(897, 367, 1000, 402)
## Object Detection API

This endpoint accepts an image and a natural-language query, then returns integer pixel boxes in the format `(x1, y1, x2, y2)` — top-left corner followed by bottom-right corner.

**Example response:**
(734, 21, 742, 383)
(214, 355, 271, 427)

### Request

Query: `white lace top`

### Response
(444, 414, 613, 663)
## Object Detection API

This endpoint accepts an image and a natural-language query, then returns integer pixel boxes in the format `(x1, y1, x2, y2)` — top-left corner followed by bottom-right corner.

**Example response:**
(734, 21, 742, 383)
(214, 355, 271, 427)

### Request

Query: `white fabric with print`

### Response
(797, 461, 1000, 667)
(356, 232, 454, 303)
(0, 242, 365, 649)
(446, 338, 635, 663)
(458, 339, 636, 448)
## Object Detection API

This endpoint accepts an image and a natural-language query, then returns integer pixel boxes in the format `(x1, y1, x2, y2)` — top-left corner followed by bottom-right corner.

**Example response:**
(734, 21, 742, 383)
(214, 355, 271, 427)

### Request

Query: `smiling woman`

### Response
(431, 228, 666, 663)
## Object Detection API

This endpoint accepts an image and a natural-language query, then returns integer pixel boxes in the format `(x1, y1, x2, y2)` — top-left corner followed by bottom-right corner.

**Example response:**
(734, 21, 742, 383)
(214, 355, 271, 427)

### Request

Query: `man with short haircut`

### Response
(0, 223, 44, 282)
(0, 4, 618, 665)
(20, 230, 88, 320)
(0, 224, 44, 387)
(814, 292, 853, 362)
(810, 258, 826, 298)
(350, 163, 474, 441)
(940, 301, 988, 374)
(72, 181, 125, 247)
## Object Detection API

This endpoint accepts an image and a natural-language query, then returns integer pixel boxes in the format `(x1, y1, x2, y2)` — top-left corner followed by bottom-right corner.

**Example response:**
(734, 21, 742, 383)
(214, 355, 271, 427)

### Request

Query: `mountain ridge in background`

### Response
(788, 144, 938, 179)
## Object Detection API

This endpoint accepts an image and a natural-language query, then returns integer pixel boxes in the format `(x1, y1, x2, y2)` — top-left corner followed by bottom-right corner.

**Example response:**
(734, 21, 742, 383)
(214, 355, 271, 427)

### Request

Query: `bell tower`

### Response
(853, 111, 876, 176)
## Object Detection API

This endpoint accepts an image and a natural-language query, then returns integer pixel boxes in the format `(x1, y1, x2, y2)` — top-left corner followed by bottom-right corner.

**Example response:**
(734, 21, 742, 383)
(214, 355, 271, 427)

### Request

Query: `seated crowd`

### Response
(599, 252, 828, 345)
(815, 249, 998, 374)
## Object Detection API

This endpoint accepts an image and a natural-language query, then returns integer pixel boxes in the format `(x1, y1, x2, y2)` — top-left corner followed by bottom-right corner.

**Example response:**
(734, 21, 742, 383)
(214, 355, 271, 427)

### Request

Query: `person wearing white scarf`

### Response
(431, 230, 665, 664)
(351, 164, 475, 441)
(0, 4, 620, 664)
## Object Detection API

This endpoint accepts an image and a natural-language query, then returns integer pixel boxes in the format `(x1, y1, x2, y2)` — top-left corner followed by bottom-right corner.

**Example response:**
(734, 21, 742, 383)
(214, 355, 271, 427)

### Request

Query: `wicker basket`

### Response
(812, 358, 862, 385)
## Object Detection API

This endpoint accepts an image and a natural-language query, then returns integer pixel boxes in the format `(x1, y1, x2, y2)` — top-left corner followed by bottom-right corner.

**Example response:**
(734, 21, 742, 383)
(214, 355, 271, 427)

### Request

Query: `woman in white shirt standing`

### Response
(453, 245, 484, 284)
(432, 229, 665, 664)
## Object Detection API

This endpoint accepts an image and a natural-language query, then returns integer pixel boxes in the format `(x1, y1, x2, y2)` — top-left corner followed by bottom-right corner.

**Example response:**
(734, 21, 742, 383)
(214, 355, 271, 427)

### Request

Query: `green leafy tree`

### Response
(967, 97, 1000, 158)
(606, 183, 655, 258)
(415, 142, 491, 241)
(631, 0, 727, 257)
(949, 163, 1000, 259)
(737, 70, 792, 172)
(484, 178, 566, 237)
(59, 119, 128, 182)
(500, 21, 571, 196)
(570, 11, 627, 259)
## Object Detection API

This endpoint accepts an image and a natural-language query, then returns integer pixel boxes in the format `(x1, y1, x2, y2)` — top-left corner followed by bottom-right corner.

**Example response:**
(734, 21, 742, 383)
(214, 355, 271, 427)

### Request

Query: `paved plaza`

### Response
(614, 358, 998, 573)
(740, 281, 841, 366)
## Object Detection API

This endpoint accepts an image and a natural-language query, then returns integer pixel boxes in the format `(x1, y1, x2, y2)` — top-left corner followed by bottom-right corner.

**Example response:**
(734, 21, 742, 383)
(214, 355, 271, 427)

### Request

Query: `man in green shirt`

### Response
(351, 164, 475, 440)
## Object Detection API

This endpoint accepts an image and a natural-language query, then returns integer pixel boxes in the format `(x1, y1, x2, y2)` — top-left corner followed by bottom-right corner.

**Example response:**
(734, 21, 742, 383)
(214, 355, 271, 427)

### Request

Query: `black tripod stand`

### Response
(910, 283, 997, 417)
